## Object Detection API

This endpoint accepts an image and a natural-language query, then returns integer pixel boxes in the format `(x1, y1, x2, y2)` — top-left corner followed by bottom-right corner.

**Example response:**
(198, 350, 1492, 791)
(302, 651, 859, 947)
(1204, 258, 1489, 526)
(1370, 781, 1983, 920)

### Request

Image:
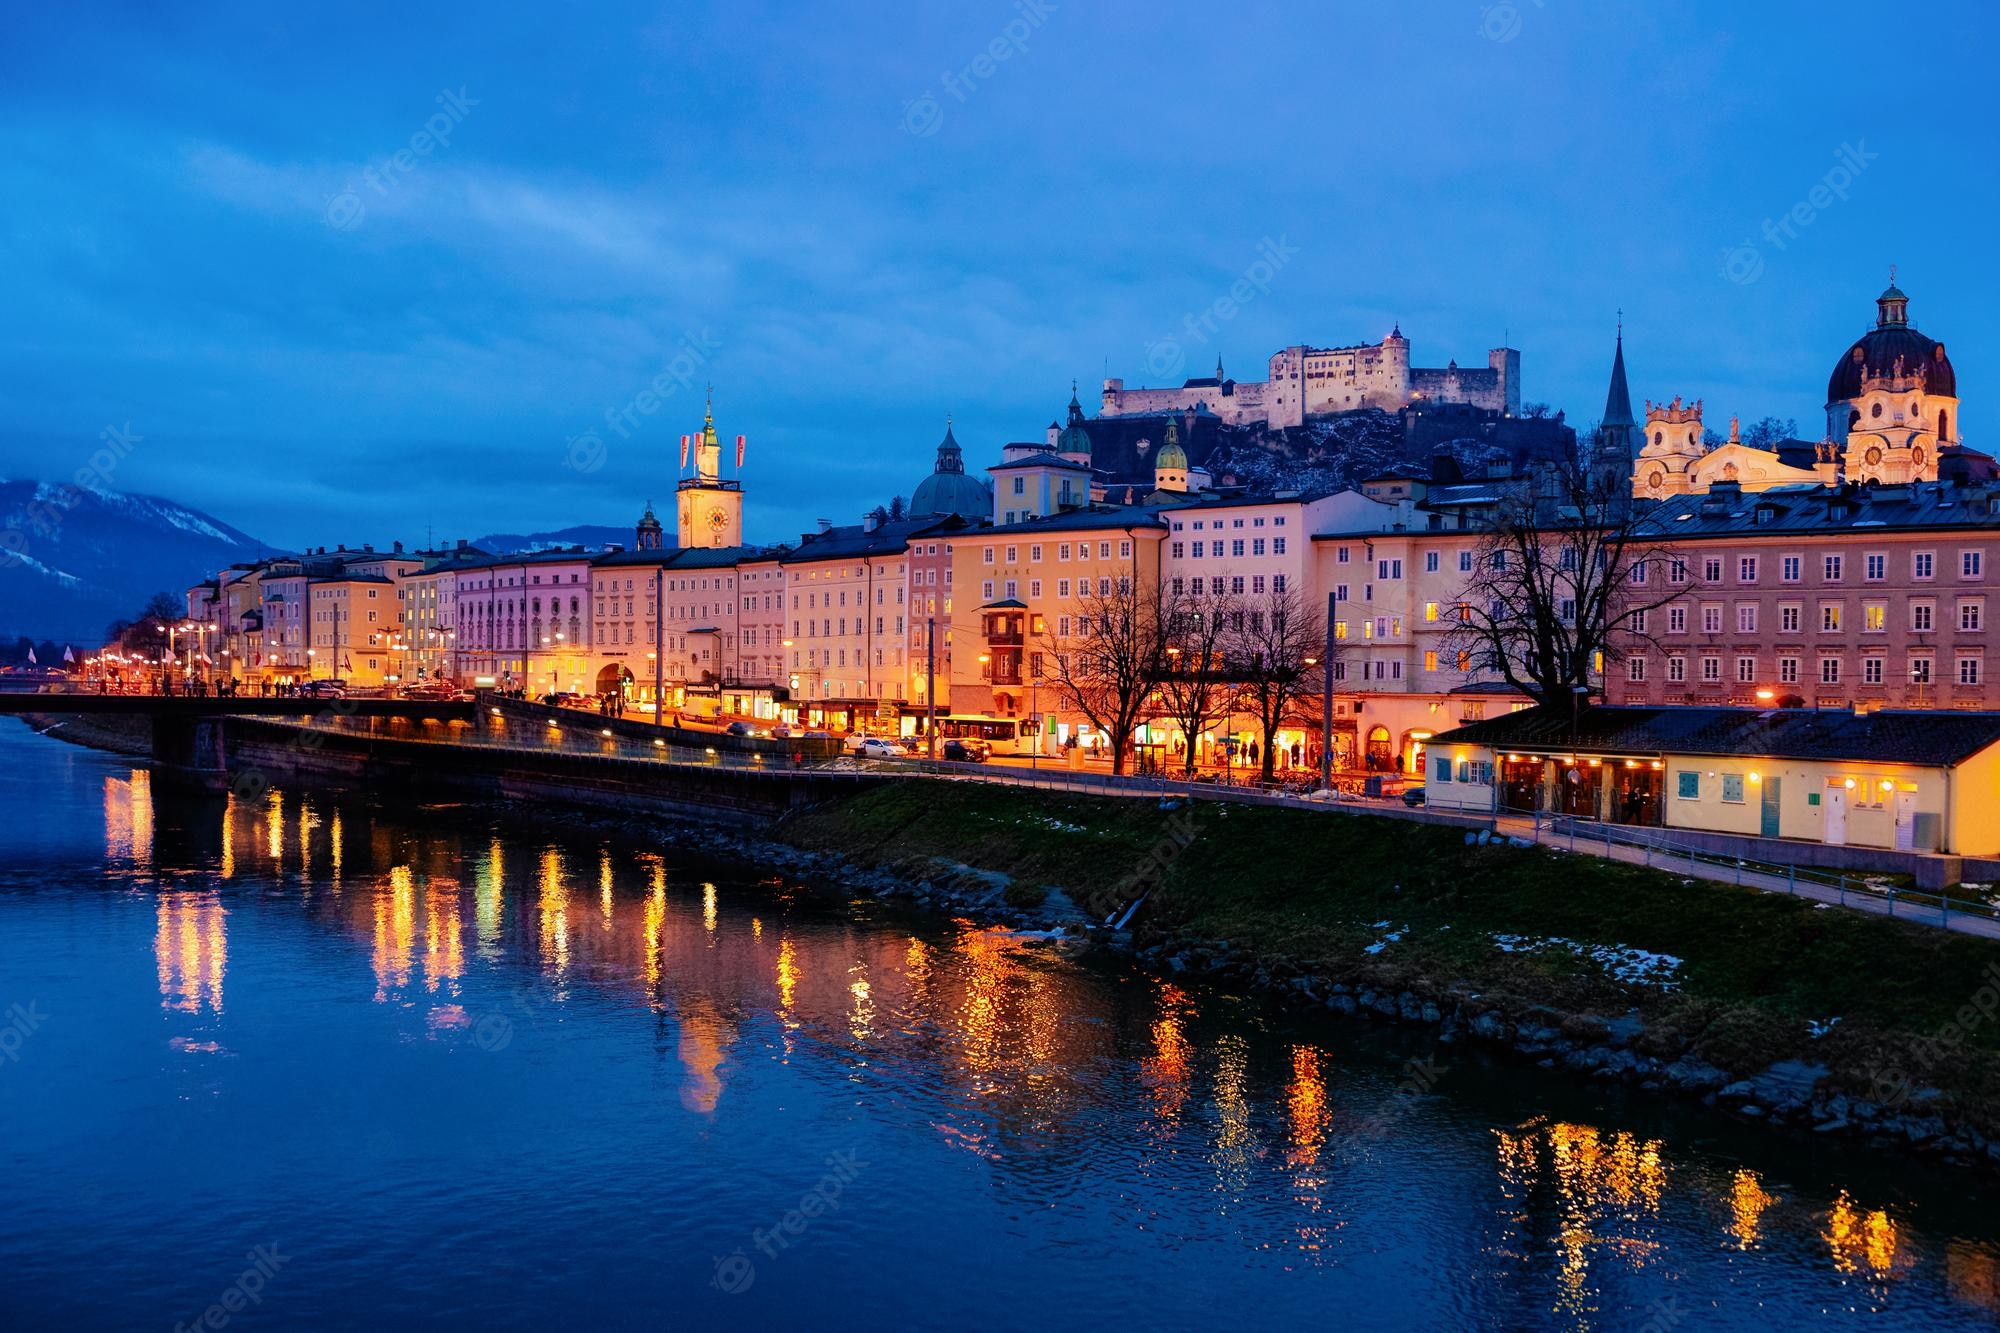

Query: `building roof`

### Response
(1433, 704, 2000, 768)
(1602, 333, 1635, 428)
(989, 451, 1094, 474)
(593, 543, 765, 570)
(985, 503, 1168, 535)
(910, 421, 995, 519)
(1636, 479, 2000, 539)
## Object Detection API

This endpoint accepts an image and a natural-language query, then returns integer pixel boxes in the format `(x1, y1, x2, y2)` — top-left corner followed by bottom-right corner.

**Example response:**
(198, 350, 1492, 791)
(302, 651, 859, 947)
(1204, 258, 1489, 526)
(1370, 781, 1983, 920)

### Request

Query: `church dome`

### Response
(908, 419, 992, 519)
(1826, 281, 1956, 402)
(1154, 418, 1188, 470)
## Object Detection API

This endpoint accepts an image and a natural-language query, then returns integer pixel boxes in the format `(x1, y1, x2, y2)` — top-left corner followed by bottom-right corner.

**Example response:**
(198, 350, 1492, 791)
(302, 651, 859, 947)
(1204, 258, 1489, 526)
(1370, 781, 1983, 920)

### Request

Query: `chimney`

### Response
(862, 511, 880, 532)
(817, 518, 833, 534)
(393, 540, 403, 553)
(456, 538, 467, 550)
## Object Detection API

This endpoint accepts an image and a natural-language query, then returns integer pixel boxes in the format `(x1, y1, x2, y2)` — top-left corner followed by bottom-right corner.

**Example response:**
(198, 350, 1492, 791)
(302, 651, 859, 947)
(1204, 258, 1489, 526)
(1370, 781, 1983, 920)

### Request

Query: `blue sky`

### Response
(3, 0, 1992, 550)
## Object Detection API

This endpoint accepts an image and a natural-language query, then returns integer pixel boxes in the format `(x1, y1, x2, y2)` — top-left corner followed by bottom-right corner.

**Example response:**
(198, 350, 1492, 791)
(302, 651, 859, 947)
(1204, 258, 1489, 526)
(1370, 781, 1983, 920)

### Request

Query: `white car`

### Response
(854, 738, 902, 759)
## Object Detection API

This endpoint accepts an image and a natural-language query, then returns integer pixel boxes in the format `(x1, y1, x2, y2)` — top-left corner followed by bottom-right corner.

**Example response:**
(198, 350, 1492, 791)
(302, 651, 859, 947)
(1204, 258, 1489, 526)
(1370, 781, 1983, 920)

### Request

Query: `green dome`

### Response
(1155, 419, 1187, 470)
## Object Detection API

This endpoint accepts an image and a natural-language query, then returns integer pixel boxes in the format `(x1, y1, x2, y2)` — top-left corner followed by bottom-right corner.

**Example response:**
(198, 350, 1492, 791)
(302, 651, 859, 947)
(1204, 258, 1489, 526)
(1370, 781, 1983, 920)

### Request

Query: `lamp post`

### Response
(1319, 589, 1335, 791)
(924, 617, 937, 762)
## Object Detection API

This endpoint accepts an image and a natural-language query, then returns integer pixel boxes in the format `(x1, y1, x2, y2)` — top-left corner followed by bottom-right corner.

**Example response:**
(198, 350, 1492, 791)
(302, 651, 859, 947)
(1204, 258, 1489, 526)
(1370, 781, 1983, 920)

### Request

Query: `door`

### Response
(1893, 790, 1917, 851)
(1759, 776, 1782, 838)
(1822, 786, 1847, 846)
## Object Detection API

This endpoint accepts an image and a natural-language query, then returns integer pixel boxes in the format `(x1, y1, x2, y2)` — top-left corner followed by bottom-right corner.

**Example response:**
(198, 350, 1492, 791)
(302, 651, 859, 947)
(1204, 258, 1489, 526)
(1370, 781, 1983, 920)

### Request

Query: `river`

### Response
(1, 721, 1996, 1330)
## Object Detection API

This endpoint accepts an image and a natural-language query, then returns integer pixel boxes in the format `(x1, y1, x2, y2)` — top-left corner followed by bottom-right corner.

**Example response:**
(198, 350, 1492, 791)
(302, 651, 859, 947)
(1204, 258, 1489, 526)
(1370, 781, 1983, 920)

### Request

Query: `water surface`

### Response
(2, 722, 1996, 1330)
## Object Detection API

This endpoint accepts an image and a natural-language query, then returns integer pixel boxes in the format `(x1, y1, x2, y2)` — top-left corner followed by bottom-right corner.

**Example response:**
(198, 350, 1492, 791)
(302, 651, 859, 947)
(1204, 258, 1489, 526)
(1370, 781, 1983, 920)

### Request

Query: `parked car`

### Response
(941, 739, 988, 763)
(802, 729, 832, 739)
(1401, 786, 1427, 808)
(542, 691, 587, 708)
(768, 724, 795, 739)
(854, 737, 901, 759)
(300, 679, 347, 699)
(724, 721, 752, 737)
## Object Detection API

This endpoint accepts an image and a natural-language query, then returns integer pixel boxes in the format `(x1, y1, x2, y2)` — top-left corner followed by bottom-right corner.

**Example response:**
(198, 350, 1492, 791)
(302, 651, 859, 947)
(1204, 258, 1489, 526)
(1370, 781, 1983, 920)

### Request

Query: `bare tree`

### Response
(1039, 574, 1164, 775)
(1154, 582, 1237, 776)
(1227, 583, 1326, 785)
(1445, 453, 1691, 704)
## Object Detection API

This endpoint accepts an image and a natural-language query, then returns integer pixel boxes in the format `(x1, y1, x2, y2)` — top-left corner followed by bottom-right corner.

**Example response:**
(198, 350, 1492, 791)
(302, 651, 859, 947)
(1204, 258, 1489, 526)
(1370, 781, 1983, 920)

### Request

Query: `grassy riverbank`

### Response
(778, 781, 2000, 1121)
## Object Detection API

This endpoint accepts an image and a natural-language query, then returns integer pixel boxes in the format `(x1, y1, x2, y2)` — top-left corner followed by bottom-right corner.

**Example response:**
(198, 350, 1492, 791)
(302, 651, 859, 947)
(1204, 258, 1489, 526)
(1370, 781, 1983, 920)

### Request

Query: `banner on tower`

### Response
(679, 434, 690, 469)
(736, 434, 745, 468)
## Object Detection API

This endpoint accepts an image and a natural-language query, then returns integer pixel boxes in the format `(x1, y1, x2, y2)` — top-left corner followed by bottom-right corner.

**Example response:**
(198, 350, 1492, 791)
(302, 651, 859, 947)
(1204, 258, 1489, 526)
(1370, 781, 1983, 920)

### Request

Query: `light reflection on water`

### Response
(1, 736, 1998, 1329)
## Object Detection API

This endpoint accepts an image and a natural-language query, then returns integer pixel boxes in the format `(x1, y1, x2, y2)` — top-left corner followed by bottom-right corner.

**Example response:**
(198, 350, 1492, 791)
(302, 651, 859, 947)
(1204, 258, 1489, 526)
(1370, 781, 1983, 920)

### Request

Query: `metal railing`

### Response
(1535, 812, 2000, 930)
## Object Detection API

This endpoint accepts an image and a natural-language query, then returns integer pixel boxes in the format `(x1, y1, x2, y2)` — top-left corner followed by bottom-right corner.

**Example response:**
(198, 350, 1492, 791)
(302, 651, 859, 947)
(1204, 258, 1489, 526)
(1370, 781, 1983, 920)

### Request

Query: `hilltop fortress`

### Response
(1101, 326, 1520, 428)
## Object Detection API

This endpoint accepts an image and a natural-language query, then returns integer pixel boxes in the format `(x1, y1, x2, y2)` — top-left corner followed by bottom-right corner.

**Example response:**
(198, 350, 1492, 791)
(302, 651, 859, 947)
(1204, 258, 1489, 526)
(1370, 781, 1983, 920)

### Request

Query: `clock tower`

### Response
(676, 392, 745, 549)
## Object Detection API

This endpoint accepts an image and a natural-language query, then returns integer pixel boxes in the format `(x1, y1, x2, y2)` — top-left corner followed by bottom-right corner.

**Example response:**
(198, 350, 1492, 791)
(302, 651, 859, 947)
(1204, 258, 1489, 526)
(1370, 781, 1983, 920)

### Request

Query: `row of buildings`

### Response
(179, 279, 1994, 776)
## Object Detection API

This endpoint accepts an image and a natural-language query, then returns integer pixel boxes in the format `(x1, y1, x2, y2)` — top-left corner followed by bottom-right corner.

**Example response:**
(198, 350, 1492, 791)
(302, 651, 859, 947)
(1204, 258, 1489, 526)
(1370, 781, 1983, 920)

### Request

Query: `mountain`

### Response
(0, 480, 272, 642)
(472, 524, 631, 553)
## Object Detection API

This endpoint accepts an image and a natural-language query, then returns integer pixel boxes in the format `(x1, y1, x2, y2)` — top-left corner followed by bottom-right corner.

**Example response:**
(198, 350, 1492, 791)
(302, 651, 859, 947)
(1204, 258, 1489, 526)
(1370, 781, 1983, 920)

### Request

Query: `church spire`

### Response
(1601, 327, 1636, 429)
(935, 416, 965, 474)
(1214, 354, 1226, 381)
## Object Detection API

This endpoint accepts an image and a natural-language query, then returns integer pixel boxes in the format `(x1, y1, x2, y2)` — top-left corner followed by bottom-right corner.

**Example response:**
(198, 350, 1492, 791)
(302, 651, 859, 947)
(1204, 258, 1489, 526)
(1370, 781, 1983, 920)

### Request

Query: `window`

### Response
(1425, 551, 1439, 573)
(1629, 561, 1649, 585)
(1823, 554, 1843, 582)
(1273, 538, 1287, 555)
(1779, 656, 1800, 683)
(1011, 476, 1025, 495)
(1628, 657, 1647, 682)
(1667, 655, 1687, 682)
(1703, 557, 1723, 583)
(1736, 656, 1757, 682)
(1865, 553, 1886, 581)
(1960, 656, 1983, 686)
(1912, 601, 1935, 632)
(1721, 773, 1746, 803)
(1914, 551, 1935, 580)
(1820, 603, 1841, 632)
(1171, 542, 1184, 559)
(1702, 604, 1722, 633)
(1736, 604, 1757, 634)
(1254, 539, 1267, 556)
(1458, 551, 1473, 572)
(1424, 650, 1438, 672)
(1630, 609, 1649, 634)
(1961, 599, 1984, 632)
(1669, 559, 1688, 585)
(1910, 655, 1932, 685)
(1668, 607, 1686, 634)
(1781, 555, 1801, 583)
(1030, 545, 1043, 562)
(1820, 656, 1841, 684)
(982, 547, 995, 565)
(1863, 656, 1884, 685)
(1738, 556, 1759, 583)
(1676, 771, 1700, 800)
(1966, 550, 1986, 579)
(1700, 655, 1721, 682)
(1863, 603, 1886, 632)
(1424, 602, 1439, 622)
(1005, 546, 1017, 563)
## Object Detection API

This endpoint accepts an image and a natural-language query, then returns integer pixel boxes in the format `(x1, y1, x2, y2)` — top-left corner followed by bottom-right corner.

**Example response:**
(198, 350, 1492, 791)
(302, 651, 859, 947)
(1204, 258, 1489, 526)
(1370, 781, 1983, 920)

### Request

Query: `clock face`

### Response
(706, 507, 727, 533)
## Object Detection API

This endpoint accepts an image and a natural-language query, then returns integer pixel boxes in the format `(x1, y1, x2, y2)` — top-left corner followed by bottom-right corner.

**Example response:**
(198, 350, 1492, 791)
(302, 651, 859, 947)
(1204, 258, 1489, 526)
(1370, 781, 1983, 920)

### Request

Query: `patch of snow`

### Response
(1491, 933, 1684, 990)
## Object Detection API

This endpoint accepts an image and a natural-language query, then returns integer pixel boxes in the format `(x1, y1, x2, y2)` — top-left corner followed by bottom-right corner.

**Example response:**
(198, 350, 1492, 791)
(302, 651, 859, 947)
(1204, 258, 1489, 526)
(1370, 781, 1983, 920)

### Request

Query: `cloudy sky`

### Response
(3, 0, 1991, 549)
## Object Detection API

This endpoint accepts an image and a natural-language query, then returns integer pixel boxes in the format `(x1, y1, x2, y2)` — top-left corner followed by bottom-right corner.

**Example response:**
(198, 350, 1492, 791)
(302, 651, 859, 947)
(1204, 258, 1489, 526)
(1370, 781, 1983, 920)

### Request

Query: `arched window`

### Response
(1940, 409, 1949, 440)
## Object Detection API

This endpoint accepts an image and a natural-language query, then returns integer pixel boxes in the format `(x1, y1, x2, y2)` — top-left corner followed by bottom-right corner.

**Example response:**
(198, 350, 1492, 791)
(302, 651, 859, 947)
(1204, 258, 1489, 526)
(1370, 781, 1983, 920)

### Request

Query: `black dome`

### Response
(1827, 327, 1955, 401)
(1827, 282, 1956, 402)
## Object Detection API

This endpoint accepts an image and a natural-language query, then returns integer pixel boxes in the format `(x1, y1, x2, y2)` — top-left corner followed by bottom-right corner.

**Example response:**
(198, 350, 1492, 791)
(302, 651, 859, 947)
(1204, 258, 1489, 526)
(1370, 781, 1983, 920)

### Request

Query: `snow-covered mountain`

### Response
(0, 479, 271, 641)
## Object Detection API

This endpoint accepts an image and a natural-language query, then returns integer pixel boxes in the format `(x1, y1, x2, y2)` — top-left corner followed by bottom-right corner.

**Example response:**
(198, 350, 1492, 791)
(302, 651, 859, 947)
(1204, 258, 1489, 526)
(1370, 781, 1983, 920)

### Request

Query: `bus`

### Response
(919, 714, 1028, 756)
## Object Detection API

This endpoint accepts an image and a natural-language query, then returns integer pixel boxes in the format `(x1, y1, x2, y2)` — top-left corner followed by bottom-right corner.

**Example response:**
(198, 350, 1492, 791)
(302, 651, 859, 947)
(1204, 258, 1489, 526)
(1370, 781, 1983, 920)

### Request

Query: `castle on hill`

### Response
(1099, 327, 1520, 428)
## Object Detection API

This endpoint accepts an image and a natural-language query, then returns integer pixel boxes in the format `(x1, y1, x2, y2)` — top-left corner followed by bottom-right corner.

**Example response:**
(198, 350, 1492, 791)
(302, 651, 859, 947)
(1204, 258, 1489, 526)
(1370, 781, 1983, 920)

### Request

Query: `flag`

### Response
(679, 434, 690, 469)
(62, 645, 74, 664)
(736, 434, 746, 469)
(27, 647, 36, 664)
